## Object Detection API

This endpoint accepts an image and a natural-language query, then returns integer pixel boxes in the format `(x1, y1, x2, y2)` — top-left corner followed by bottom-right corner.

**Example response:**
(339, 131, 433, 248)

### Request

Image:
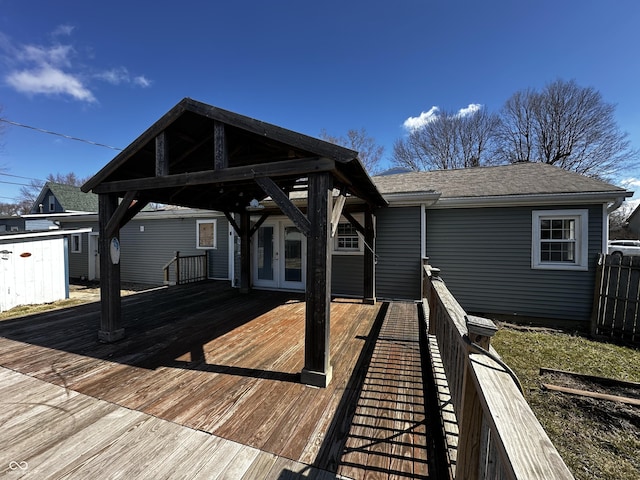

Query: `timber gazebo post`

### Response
(301, 172, 334, 388)
(363, 207, 376, 304)
(97, 193, 125, 342)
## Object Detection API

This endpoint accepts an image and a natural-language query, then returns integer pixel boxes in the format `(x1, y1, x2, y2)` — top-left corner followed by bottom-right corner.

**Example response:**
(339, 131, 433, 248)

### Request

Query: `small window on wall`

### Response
(532, 210, 588, 270)
(71, 234, 82, 253)
(48, 195, 56, 212)
(197, 219, 217, 249)
(334, 222, 363, 254)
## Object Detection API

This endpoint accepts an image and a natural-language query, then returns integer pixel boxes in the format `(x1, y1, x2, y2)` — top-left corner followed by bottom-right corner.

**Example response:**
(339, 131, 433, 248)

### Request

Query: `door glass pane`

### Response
(284, 226, 302, 282)
(257, 227, 274, 280)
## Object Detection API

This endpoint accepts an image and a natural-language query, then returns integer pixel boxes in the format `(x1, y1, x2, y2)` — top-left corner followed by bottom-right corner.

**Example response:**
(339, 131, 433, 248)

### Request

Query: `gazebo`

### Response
(82, 98, 387, 387)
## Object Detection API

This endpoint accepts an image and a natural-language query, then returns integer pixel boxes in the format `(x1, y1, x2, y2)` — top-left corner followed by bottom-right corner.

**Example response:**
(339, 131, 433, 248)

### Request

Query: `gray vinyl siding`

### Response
(119, 217, 225, 285)
(376, 206, 422, 300)
(208, 220, 230, 279)
(426, 204, 603, 324)
(60, 215, 228, 285)
(62, 221, 94, 279)
(332, 255, 364, 297)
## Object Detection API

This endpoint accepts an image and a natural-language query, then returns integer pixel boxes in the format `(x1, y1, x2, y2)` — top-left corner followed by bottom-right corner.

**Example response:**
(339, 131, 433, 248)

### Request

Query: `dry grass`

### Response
(492, 327, 640, 480)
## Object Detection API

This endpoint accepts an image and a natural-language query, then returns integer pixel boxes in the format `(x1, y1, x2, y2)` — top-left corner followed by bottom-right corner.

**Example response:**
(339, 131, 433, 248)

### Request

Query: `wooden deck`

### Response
(0, 282, 435, 479)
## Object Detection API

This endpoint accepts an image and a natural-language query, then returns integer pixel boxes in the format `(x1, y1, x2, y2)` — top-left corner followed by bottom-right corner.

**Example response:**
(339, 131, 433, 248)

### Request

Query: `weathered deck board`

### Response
(0, 367, 337, 479)
(0, 282, 434, 478)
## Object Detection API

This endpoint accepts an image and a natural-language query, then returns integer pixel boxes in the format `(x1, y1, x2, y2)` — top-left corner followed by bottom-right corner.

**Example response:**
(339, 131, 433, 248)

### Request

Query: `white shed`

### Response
(0, 229, 89, 313)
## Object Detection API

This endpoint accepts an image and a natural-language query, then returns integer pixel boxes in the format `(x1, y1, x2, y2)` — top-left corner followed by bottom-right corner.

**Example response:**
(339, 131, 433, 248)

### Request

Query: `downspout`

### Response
(604, 196, 628, 252)
(607, 196, 625, 214)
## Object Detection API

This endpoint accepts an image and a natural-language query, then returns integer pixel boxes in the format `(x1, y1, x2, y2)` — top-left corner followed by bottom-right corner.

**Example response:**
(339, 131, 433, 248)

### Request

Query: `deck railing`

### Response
(422, 260, 574, 480)
(163, 251, 208, 285)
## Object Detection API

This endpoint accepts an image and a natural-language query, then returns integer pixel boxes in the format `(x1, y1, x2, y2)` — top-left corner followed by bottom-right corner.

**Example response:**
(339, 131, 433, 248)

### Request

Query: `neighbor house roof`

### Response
(32, 182, 99, 213)
(373, 162, 632, 207)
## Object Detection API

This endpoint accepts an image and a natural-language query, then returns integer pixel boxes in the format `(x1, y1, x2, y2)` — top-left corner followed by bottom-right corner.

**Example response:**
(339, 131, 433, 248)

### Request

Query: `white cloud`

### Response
(403, 106, 439, 131)
(403, 103, 484, 132)
(6, 65, 96, 102)
(133, 75, 151, 88)
(620, 177, 640, 189)
(95, 67, 131, 85)
(1, 27, 152, 102)
(52, 24, 75, 37)
(94, 68, 152, 88)
(457, 103, 482, 117)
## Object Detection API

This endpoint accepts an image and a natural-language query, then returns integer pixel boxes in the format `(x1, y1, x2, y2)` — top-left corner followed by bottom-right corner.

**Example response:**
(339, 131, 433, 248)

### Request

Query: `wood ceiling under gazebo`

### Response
(82, 98, 387, 387)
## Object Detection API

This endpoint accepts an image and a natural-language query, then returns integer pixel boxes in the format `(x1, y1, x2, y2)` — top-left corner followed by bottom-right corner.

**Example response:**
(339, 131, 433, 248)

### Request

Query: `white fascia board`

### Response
(428, 191, 633, 209)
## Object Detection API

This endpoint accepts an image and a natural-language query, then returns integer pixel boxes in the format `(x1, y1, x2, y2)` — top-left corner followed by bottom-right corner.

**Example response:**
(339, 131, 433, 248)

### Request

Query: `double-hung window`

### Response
(532, 210, 588, 270)
(334, 222, 364, 254)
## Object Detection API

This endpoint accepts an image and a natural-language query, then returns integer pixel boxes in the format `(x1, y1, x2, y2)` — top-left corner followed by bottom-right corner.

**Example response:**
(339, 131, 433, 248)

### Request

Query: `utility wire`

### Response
(0, 118, 123, 151)
(0, 179, 32, 187)
(0, 172, 44, 182)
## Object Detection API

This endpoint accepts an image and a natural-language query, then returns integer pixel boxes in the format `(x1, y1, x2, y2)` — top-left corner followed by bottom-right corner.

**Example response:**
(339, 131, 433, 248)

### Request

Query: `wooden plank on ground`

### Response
(542, 383, 640, 406)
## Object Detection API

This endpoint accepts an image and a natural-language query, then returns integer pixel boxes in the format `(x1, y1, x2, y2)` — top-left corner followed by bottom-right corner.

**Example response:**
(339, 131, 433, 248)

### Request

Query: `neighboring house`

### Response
(0, 216, 25, 233)
(0, 229, 90, 312)
(624, 203, 640, 238)
(56, 208, 230, 285)
(30, 182, 99, 214)
(373, 162, 632, 324)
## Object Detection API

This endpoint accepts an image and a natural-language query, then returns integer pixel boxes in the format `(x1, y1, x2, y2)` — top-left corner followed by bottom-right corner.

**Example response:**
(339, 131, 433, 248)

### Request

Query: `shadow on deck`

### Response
(0, 281, 444, 479)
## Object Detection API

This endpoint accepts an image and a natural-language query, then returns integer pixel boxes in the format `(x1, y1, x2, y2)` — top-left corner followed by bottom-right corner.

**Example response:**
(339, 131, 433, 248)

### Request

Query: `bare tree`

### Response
(393, 107, 499, 171)
(320, 128, 384, 174)
(496, 79, 638, 179)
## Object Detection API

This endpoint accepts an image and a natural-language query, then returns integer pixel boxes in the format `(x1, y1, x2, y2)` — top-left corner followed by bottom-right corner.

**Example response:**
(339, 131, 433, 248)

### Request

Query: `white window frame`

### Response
(333, 218, 364, 256)
(71, 233, 82, 253)
(196, 219, 217, 249)
(532, 209, 588, 271)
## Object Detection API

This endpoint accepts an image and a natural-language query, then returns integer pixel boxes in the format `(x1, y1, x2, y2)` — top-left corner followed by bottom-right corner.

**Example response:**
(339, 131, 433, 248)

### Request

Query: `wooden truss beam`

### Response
(93, 157, 335, 194)
(255, 176, 311, 237)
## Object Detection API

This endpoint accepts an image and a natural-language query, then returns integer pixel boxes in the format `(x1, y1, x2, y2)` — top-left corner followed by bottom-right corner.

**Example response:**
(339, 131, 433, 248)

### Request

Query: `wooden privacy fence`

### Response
(422, 261, 574, 480)
(592, 253, 640, 345)
(163, 251, 208, 285)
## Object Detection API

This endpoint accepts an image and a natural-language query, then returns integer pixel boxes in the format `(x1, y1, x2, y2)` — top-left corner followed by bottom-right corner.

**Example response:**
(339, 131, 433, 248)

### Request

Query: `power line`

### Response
(0, 179, 32, 187)
(0, 172, 44, 183)
(0, 118, 123, 151)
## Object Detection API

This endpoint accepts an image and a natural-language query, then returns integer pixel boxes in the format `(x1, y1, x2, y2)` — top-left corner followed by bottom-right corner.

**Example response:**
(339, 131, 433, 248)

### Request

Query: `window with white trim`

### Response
(196, 219, 217, 249)
(532, 210, 588, 270)
(334, 222, 363, 254)
(71, 234, 82, 253)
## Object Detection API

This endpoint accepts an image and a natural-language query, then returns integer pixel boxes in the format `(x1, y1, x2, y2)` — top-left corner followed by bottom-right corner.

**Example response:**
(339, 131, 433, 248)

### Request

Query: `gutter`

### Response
(0, 228, 93, 241)
(382, 191, 441, 207)
(428, 191, 633, 209)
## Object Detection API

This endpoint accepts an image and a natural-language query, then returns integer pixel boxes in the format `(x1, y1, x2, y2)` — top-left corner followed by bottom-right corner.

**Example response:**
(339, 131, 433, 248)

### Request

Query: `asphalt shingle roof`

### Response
(373, 162, 628, 198)
(41, 182, 99, 212)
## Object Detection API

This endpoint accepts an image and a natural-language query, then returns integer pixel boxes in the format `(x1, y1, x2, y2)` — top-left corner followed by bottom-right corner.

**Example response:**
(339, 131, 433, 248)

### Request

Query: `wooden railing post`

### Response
(456, 315, 498, 480)
(175, 251, 180, 285)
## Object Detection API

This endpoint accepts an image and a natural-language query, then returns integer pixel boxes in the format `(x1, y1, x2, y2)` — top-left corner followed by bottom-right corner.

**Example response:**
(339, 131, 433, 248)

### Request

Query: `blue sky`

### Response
(1, 0, 640, 204)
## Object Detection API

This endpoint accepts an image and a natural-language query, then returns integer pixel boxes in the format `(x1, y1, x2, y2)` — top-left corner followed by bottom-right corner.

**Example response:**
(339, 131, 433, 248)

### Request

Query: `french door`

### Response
(253, 221, 305, 290)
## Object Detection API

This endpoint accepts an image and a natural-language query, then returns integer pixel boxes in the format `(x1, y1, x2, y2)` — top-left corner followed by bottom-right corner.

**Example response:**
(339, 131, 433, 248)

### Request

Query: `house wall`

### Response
(62, 215, 229, 285)
(0, 236, 68, 312)
(375, 206, 423, 300)
(332, 255, 364, 297)
(425, 204, 604, 324)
